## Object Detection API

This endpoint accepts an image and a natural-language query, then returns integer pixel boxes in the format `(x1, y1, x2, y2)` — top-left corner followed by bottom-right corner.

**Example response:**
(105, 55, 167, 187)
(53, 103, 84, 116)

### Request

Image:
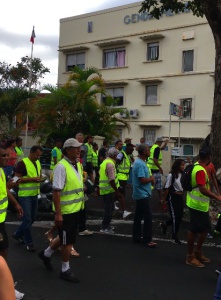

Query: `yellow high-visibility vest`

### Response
(186, 163, 210, 212)
(148, 144, 162, 170)
(117, 150, 131, 181)
(50, 147, 62, 170)
(99, 158, 119, 195)
(18, 158, 41, 197)
(0, 168, 8, 223)
(53, 159, 84, 214)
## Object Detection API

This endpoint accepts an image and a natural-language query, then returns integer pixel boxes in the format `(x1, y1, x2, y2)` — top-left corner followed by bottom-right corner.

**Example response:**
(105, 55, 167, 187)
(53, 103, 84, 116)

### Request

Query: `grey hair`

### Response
(75, 133, 83, 139)
(107, 147, 119, 158)
(138, 143, 149, 155)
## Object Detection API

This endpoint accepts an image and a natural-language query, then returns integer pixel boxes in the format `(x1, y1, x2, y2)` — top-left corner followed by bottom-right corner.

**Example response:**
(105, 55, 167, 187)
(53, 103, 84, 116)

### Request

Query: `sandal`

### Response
(186, 256, 205, 268)
(71, 247, 80, 257)
(45, 231, 53, 244)
(147, 241, 157, 248)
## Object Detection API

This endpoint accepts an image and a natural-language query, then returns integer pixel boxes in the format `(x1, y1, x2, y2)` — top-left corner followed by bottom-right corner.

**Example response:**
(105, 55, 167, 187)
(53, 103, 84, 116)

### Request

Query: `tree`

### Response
(139, 0, 221, 168)
(0, 56, 50, 89)
(32, 67, 130, 143)
(0, 87, 37, 136)
(0, 57, 49, 137)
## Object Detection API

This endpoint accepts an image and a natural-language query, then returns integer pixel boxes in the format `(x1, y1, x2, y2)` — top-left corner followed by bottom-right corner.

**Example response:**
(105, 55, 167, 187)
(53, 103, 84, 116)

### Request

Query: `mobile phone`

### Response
(12, 176, 19, 183)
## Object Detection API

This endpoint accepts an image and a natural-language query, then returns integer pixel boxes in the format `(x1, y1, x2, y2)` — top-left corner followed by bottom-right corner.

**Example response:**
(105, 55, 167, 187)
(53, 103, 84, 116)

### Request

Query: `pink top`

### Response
(6, 148, 17, 166)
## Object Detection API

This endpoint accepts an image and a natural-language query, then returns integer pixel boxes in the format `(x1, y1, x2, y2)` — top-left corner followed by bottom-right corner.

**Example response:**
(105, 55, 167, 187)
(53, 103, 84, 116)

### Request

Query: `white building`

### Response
(58, 1, 215, 158)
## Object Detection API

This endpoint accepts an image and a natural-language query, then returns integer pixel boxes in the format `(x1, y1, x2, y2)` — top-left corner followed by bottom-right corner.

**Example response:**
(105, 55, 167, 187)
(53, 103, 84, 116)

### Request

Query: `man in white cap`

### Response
(147, 136, 165, 204)
(38, 138, 84, 283)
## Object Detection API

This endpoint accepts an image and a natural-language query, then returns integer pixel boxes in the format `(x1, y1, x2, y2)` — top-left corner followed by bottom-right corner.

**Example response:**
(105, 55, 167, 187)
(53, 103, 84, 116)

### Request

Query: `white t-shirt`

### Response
(165, 173, 183, 192)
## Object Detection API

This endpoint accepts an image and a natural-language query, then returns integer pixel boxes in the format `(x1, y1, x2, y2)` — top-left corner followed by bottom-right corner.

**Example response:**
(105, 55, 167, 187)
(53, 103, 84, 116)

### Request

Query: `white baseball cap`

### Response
(63, 138, 82, 149)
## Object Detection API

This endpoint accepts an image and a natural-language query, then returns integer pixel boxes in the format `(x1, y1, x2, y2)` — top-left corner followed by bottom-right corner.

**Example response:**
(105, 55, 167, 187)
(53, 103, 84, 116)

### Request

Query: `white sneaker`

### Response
(123, 211, 132, 219)
(100, 229, 114, 234)
(15, 289, 25, 300)
(79, 229, 93, 236)
(114, 202, 119, 210)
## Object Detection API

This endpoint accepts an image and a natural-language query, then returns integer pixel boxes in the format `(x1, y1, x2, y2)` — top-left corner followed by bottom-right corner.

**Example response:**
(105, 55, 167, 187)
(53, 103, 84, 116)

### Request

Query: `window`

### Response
(147, 42, 159, 61)
(144, 129, 156, 146)
(66, 52, 85, 71)
(182, 50, 194, 72)
(103, 48, 125, 68)
(183, 144, 193, 156)
(146, 85, 158, 105)
(102, 87, 124, 106)
(180, 98, 192, 119)
(113, 128, 123, 143)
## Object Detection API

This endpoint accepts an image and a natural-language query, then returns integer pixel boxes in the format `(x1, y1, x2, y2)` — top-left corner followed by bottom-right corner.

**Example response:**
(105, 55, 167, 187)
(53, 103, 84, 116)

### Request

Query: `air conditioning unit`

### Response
(119, 110, 128, 118)
(129, 109, 139, 118)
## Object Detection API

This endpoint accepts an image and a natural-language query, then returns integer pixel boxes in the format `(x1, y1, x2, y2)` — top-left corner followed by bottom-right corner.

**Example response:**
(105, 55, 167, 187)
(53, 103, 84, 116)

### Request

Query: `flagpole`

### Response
(25, 26, 35, 151)
(169, 102, 172, 141)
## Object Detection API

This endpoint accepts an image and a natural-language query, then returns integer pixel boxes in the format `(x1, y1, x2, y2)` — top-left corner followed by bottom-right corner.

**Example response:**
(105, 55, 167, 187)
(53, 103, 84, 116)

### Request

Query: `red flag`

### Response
(30, 27, 36, 44)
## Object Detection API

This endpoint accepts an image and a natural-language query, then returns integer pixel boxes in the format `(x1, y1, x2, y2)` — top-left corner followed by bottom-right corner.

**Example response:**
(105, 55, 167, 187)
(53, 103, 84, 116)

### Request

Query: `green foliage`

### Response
(0, 56, 50, 89)
(0, 87, 37, 135)
(139, 0, 204, 19)
(32, 67, 130, 143)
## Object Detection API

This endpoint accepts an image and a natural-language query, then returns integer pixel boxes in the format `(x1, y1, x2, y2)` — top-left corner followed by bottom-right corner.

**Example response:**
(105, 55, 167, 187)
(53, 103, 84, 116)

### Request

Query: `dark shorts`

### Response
(57, 212, 79, 245)
(0, 223, 9, 251)
(119, 180, 127, 195)
(86, 162, 93, 175)
(188, 208, 211, 233)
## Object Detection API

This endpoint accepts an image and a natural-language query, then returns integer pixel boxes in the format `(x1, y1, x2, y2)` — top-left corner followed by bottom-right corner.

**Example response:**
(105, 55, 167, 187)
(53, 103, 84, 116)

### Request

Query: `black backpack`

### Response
(180, 163, 197, 191)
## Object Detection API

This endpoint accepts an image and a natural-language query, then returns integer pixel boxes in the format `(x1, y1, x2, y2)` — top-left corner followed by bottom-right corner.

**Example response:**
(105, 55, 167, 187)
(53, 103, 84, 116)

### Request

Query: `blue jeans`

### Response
(133, 197, 153, 244)
(214, 273, 221, 300)
(14, 196, 38, 245)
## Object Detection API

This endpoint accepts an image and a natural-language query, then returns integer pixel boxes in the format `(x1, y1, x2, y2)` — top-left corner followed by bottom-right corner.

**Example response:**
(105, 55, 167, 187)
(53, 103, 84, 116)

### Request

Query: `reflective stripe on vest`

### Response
(148, 144, 162, 170)
(92, 151, 98, 167)
(50, 147, 62, 170)
(85, 143, 93, 162)
(117, 150, 131, 181)
(99, 158, 119, 195)
(54, 159, 84, 214)
(186, 164, 210, 212)
(0, 169, 8, 222)
(18, 158, 41, 197)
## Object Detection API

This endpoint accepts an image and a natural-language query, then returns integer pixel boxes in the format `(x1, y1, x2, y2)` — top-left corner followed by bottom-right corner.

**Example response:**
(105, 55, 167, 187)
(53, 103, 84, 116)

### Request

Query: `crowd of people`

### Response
(1, 134, 221, 299)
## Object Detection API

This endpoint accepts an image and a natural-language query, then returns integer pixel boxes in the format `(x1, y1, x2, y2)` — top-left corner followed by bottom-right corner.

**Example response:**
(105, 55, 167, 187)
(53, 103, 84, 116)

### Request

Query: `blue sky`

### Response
(0, 0, 137, 87)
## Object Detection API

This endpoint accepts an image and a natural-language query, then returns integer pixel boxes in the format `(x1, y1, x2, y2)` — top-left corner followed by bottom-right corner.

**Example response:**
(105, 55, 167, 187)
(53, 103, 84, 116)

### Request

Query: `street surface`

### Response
(5, 209, 221, 300)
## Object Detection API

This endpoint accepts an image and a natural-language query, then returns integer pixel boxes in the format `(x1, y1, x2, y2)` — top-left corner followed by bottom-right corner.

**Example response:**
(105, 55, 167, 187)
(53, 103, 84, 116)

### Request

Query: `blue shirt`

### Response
(132, 158, 152, 200)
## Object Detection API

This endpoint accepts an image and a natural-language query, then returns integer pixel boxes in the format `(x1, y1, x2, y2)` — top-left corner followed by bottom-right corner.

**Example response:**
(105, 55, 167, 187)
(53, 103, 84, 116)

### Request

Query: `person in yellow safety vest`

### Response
(84, 135, 95, 184)
(50, 139, 63, 170)
(13, 145, 43, 253)
(0, 146, 24, 298)
(92, 143, 99, 186)
(15, 137, 24, 162)
(147, 136, 165, 204)
(99, 147, 123, 234)
(122, 137, 132, 151)
(186, 147, 221, 268)
(116, 143, 134, 219)
(38, 138, 85, 283)
(76, 133, 93, 237)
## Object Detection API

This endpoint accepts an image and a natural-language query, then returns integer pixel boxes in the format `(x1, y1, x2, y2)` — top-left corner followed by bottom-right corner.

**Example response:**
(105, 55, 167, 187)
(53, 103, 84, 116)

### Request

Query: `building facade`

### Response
(58, 1, 215, 157)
